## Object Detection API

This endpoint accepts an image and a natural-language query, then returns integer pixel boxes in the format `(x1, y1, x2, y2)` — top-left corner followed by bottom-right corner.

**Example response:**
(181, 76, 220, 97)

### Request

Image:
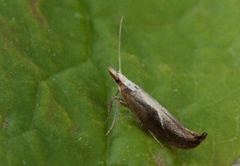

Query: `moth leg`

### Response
(104, 90, 120, 124)
(119, 100, 129, 108)
(105, 91, 128, 124)
(105, 90, 120, 106)
(104, 90, 128, 136)
(104, 100, 120, 136)
(149, 130, 163, 147)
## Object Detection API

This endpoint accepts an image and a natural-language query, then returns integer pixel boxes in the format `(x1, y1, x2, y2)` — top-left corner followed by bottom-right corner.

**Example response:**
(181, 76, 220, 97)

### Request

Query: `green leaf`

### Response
(0, 0, 240, 165)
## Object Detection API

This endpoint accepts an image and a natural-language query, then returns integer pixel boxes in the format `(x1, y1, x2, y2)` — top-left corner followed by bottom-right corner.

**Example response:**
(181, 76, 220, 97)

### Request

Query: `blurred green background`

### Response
(0, 0, 240, 165)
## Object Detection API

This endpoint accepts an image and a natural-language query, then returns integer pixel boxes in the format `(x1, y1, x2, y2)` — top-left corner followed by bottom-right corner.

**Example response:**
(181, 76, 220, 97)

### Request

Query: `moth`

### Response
(104, 17, 207, 149)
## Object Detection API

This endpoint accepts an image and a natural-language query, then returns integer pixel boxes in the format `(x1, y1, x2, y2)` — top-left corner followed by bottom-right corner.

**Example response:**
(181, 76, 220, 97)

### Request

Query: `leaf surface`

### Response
(0, 0, 240, 165)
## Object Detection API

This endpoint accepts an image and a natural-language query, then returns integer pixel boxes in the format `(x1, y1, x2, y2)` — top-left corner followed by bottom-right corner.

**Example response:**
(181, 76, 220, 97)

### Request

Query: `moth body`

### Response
(108, 67, 207, 149)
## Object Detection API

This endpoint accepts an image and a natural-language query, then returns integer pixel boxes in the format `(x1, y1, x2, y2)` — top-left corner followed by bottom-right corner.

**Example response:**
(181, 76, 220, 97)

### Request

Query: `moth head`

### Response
(108, 67, 129, 87)
(108, 67, 122, 85)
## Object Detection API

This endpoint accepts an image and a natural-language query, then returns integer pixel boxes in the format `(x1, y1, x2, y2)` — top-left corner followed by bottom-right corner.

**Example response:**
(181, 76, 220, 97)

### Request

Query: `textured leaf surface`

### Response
(0, 0, 240, 165)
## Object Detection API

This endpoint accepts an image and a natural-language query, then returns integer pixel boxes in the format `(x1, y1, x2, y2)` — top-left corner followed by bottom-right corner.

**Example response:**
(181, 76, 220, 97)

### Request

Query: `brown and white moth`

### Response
(104, 17, 207, 149)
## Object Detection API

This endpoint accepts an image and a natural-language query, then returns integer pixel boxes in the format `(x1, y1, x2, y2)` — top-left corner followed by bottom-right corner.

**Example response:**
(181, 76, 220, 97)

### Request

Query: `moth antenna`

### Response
(118, 16, 124, 73)
(97, 35, 116, 71)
